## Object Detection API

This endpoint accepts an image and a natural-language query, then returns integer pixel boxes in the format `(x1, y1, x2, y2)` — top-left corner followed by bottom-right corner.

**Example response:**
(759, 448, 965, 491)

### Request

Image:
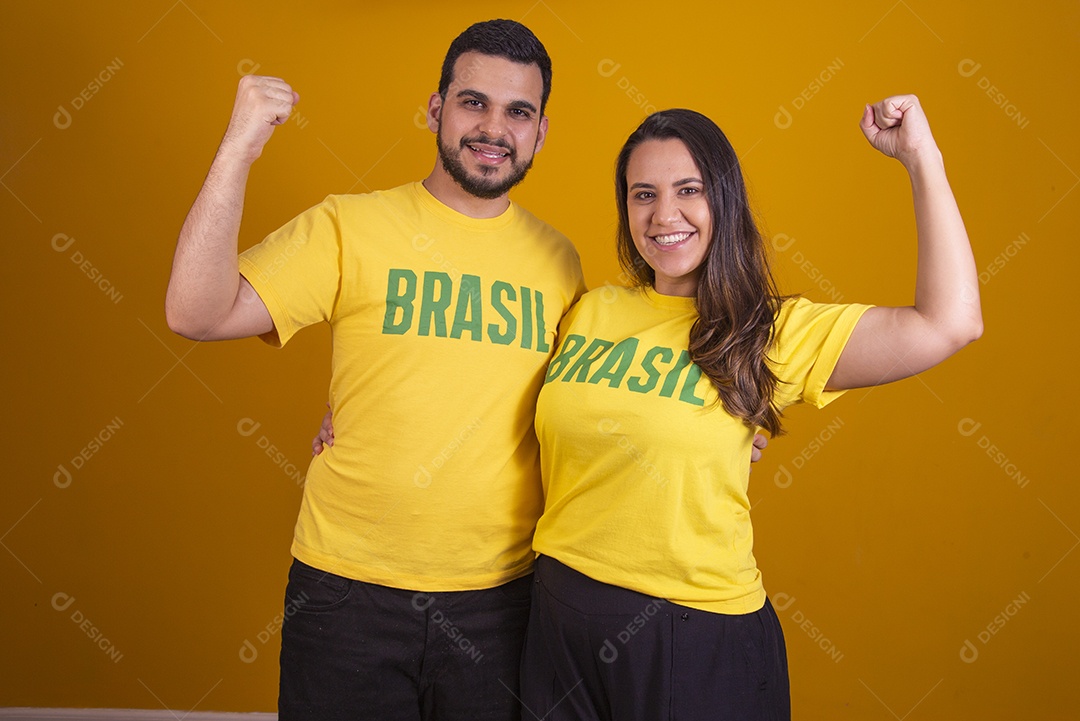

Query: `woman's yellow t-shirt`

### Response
(533, 285, 870, 613)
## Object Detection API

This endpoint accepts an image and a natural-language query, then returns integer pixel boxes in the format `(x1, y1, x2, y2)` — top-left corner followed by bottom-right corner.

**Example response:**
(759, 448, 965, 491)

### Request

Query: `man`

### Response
(166, 20, 584, 720)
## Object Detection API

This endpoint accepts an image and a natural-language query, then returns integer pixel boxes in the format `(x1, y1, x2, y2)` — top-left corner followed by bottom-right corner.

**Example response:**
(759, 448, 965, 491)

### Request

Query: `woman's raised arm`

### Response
(827, 95, 983, 390)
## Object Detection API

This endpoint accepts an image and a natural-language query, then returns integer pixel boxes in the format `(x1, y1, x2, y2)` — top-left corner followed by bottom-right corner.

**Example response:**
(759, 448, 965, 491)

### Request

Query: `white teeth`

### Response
(653, 232, 691, 246)
(469, 145, 508, 158)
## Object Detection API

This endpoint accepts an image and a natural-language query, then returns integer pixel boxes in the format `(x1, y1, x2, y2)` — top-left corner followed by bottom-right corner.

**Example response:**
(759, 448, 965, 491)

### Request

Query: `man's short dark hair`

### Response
(438, 20, 553, 116)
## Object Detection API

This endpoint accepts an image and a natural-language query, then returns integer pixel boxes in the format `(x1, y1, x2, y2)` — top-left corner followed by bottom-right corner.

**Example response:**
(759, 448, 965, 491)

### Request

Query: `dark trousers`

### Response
(520, 555, 791, 721)
(278, 559, 532, 721)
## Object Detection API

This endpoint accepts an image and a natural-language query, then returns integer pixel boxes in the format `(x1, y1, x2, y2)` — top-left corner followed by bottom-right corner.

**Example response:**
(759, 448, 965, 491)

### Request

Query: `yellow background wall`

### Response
(3, 1, 1076, 717)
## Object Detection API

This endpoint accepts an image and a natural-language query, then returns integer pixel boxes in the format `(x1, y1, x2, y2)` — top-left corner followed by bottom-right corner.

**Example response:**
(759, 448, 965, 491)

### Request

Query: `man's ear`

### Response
(534, 115, 550, 154)
(426, 92, 443, 134)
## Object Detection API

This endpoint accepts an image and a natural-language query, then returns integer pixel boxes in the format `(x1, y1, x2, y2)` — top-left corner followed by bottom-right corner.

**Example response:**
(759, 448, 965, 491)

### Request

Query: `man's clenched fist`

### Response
(220, 75, 299, 164)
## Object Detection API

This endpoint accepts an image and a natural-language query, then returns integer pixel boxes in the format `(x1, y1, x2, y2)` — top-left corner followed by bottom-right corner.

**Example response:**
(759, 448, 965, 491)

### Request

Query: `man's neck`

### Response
(422, 164, 511, 219)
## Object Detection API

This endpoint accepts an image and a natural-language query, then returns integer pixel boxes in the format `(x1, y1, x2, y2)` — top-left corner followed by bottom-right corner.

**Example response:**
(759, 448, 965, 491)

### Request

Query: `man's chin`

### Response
(437, 133, 534, 200)
(448, 163, 531, 200)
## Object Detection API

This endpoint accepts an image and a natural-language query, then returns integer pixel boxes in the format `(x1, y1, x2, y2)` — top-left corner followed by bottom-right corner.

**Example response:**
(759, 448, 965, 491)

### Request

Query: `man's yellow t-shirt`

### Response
(533, 285, 871, 613)
(239, 182, 584, 591)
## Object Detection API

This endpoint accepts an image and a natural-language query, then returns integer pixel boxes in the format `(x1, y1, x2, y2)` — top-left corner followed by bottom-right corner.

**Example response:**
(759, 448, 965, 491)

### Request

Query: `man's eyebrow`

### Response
(455, 89, 490, 103)
(507, 99, 538, 114)
(455, 89, 537, 114)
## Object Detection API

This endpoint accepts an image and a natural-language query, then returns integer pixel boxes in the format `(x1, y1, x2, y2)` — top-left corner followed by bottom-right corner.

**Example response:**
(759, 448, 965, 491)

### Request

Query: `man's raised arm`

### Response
(165, 75, 299, 341)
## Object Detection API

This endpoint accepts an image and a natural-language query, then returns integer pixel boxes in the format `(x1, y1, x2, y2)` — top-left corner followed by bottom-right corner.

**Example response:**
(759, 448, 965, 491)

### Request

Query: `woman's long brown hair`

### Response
(615, 109, 786, 435)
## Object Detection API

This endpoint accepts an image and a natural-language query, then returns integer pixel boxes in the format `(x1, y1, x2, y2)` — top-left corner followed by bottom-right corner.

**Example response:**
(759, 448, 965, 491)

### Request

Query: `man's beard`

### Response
(437, 129, 535, 200)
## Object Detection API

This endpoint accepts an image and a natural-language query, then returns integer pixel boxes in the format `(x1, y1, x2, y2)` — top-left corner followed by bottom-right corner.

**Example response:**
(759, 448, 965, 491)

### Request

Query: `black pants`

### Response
(521, 555, 791, 721)
(278, 559, 533, 721)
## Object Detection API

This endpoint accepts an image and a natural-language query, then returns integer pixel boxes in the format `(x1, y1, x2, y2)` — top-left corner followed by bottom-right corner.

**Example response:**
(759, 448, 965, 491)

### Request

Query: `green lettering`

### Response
(487, 282, 517, 345)
(450, 274, 483, 341)
(520, 285, 534, 350)
(382, 269, 416, 335)
(588, 337, 639, 387)
(545, 334, 587, 383)
(628, 346, 672, 393)
(534, 290, 550, 352)
(563, 338, 615, 383)
(659, 350, 693, 398)
(418, 272, 452, 337)
(679, 361, 707, 406)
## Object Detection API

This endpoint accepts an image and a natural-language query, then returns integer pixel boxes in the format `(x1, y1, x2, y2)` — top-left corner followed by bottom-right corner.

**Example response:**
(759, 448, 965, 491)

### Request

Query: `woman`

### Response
(519, 96, 980, 720)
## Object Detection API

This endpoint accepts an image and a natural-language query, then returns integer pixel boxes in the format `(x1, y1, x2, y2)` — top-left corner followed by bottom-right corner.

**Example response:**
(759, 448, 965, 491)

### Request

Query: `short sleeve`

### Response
(565, 259, 587, 319)
(238, 196, 344, 347)
(769, 298, 873, 409)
